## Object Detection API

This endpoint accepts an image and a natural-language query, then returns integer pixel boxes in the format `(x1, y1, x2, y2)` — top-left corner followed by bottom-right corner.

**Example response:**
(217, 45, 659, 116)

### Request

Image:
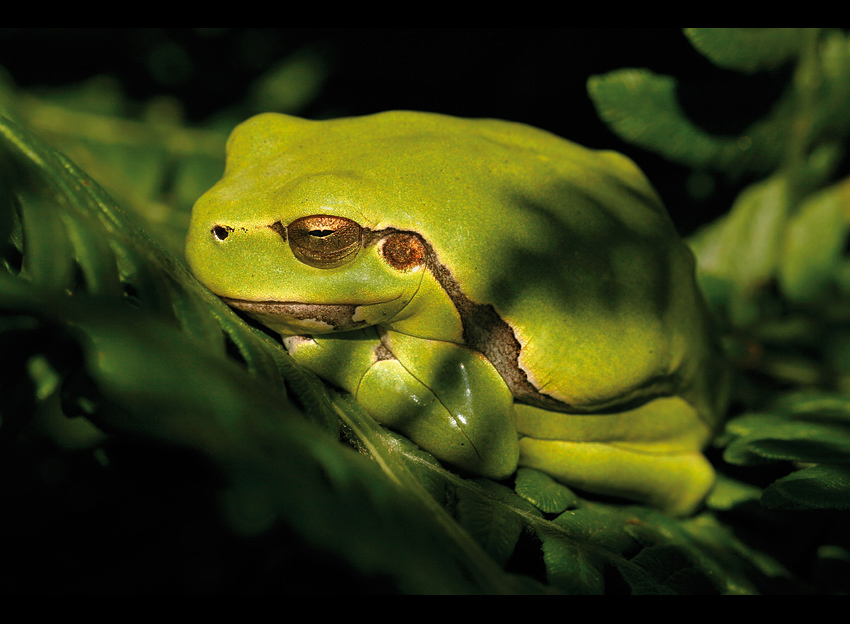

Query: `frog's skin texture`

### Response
(186, 111, 729, 516)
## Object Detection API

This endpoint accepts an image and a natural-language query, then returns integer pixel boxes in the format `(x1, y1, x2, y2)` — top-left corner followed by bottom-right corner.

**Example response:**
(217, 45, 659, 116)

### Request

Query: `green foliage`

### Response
(720, 392, 850, 510)
(683, 28, 804, 74)
(589, 68, 778, 177)
(588, 28, 850, 185)
(3, 29, 850, 594)
(590, 27, 850, 594)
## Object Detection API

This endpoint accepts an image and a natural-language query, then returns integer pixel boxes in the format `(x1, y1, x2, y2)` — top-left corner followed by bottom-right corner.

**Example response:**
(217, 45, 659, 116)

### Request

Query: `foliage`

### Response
(2, 28, 850, 594)
(590, 27, 850, 593)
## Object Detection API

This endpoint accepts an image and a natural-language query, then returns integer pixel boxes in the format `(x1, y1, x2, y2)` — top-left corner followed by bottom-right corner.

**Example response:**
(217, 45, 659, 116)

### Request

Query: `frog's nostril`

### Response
(212, 225, 232, 241)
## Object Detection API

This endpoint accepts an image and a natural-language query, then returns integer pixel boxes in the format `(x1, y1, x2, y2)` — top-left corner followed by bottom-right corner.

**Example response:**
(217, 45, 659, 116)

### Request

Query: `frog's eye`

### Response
(287, 214, 363, 268)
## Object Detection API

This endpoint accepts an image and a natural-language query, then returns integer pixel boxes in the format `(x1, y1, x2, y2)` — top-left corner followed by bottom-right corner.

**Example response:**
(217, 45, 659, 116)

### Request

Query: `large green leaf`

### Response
(587, 68, 785, 177)
(778, 177, 850, 304)
(684, 28, 802, 73)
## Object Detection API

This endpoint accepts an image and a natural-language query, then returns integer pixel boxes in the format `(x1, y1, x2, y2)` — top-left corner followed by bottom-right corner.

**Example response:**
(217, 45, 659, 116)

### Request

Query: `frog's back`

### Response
(370, 113, 714, 423)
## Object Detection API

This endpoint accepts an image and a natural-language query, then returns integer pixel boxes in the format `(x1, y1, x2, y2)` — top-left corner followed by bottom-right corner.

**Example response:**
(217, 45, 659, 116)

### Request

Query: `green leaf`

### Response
(622, 509, 789, 594)
(515, 467, 580, 515)
(771, 391, 850, 424)
(706, 473, 763, 511)
(684, 28, 802, 73)
(248, 45, 330, 114)
(11, 85, 228, 260)
(779, 176, 850, 303)
(719, 390, 850, 512)
(672, 514, 791, 593)
(553, 504, 640, 557)
(588, 69, 731, 168)
(761, 465, 850, 510)
(587, 68, 782, 176)
(689, 175, 791, 326)
(537, 503, 787, 595)
(724, 412, 850, 466)
(620, 545, 708, 594)
(541, 535, 606, 594)
(455, 479, 529, 567)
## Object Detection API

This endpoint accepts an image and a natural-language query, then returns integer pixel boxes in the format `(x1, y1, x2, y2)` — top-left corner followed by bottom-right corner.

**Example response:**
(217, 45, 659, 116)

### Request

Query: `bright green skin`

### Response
(186, 111, 729, 515)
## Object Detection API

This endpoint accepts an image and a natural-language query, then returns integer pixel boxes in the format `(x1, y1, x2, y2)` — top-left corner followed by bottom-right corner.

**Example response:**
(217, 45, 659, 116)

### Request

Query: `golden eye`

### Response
(287, 215, 363, 268)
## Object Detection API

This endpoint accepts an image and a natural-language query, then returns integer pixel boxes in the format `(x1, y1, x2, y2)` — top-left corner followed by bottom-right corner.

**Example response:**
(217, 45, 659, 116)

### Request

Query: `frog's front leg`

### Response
(284, 327, 519, 479)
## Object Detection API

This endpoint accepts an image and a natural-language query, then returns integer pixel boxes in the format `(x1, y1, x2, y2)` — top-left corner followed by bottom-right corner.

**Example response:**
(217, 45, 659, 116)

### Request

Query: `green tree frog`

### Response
(186, 111, 729, 516)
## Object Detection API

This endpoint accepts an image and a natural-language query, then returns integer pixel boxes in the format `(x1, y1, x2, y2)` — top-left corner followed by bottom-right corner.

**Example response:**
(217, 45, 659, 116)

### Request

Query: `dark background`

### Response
(0, 28, 791, 235)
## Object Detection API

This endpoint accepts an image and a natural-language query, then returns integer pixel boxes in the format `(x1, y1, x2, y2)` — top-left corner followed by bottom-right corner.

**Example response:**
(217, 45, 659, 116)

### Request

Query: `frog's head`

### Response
(186, 114, 431, 336)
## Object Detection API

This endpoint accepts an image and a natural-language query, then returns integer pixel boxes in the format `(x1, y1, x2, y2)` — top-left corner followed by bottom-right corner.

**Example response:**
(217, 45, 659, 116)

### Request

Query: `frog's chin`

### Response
(220, 297, 371, 334)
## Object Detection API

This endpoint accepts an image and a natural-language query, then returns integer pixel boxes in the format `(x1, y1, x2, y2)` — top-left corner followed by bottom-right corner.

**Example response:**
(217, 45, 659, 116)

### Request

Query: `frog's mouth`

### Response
(220, 297, 373, 334)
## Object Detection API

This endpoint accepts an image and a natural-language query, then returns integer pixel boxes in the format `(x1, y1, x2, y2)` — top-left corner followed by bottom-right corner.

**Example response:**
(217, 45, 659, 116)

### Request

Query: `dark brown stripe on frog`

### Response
(222, 298, 368, 332)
